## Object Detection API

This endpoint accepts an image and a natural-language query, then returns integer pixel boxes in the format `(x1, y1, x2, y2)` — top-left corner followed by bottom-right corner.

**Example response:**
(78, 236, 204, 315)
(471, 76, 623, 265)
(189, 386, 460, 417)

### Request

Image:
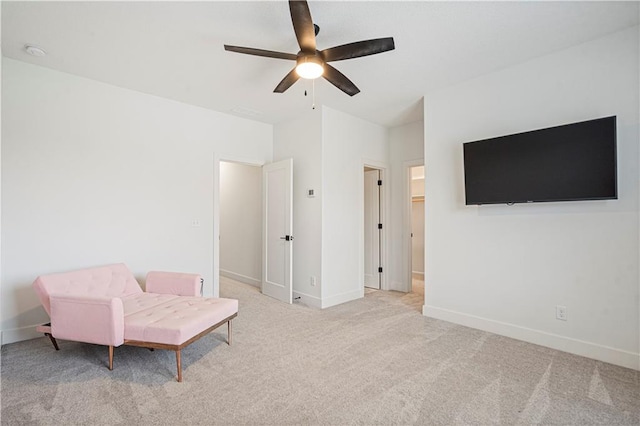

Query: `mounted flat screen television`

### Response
(463, 116, 617, 205)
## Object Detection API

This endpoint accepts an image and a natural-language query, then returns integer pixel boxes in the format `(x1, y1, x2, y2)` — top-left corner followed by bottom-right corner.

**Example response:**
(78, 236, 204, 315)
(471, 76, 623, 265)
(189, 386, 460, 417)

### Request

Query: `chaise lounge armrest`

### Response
(50, 293, 124, 347)
(145, 271, 202, 296)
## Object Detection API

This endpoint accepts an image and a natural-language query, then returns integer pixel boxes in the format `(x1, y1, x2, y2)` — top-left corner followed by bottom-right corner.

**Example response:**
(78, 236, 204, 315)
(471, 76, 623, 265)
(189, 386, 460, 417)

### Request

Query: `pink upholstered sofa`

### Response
(32, 263, 238, 382)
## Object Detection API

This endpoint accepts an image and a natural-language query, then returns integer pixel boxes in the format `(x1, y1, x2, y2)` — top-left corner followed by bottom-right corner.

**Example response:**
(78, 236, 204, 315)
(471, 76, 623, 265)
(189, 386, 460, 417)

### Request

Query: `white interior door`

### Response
(262, 158, 293, 303)
(364, 169, 381, 289)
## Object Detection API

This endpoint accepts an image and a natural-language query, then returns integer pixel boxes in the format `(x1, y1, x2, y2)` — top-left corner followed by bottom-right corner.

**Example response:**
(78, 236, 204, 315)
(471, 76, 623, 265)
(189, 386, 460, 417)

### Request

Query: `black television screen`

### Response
(463, 116, 617, 205)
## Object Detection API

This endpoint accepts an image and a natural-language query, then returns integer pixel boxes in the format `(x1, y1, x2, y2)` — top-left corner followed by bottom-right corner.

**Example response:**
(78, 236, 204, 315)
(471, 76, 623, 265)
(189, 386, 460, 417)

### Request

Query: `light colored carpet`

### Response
(1, 277, 638, 425)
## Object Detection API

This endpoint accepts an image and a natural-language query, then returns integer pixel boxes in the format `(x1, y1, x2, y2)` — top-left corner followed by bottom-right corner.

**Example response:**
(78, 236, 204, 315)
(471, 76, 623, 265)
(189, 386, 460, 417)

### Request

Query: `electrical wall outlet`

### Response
(310, 276, 316, 286)
(556, 305, 567, 321)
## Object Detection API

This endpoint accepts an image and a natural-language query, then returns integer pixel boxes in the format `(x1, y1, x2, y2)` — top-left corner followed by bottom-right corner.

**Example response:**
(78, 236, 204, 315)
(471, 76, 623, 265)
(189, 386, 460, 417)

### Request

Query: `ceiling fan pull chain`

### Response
(312, 79, 316, 110)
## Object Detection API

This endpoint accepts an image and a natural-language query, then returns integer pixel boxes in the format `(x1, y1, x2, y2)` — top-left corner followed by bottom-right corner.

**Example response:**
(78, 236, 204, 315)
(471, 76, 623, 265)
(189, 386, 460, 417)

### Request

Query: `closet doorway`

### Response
(409, 165, 425, 295)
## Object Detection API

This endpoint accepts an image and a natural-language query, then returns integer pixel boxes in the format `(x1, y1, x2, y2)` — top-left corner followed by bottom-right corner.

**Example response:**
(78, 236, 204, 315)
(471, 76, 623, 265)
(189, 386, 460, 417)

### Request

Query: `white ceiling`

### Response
(2, 1, 638, 127)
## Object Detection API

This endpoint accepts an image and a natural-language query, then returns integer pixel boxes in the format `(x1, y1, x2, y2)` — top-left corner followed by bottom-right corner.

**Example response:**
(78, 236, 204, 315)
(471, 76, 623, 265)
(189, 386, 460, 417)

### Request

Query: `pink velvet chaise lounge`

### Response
(32, 263, 238, 382)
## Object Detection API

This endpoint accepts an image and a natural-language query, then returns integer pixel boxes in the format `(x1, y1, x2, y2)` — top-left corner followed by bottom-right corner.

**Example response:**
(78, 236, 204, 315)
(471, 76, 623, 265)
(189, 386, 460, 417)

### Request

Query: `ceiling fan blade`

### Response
(274, 68, 301, 93)
(224, 45, 298, 61)
(323, 64, 360, 96)
(321, 37, 395, 62)
(289, 0, 316, 52)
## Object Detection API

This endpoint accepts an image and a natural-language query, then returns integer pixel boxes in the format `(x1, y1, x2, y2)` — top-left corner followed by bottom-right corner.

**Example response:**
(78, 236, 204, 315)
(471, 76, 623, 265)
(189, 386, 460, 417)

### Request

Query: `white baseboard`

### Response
(1, 325, 43, 345)
(220, 269, 260, 288)
(293, 291, 322, 308)
(321, 288, 363, 309)
(423, 304, 640, 371)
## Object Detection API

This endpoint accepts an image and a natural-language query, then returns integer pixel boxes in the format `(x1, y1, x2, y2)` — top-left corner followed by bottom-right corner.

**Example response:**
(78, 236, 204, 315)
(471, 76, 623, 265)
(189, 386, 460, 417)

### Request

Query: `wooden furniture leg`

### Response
(123, 312, 237, 382)
(176, 350, 182, 382)
(108, 346, 114, 370)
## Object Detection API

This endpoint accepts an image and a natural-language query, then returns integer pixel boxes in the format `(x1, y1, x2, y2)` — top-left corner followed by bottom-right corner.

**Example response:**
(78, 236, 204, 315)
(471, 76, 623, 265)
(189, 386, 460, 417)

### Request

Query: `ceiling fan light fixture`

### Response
(295, 55, 324, 79)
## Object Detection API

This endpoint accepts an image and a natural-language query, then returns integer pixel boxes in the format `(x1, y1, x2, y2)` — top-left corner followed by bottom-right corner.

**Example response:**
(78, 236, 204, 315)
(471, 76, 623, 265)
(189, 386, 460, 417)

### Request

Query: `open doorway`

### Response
(216, 157, 293, 304)
(219, 161, 262, 289)
(409, 165, 425, 297)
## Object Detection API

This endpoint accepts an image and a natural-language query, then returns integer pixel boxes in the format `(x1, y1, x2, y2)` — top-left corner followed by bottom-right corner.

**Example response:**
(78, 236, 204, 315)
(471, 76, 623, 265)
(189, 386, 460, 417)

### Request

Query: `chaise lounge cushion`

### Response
(123, 295, 238, 345)
(121, 292, 178, 317)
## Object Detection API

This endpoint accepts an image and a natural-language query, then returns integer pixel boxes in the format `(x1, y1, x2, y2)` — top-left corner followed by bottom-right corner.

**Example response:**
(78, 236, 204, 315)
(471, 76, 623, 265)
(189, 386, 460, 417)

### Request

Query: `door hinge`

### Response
(378, 267, 383, 273)
(377, 179, 382, 186)
(378, 223, 382, 229)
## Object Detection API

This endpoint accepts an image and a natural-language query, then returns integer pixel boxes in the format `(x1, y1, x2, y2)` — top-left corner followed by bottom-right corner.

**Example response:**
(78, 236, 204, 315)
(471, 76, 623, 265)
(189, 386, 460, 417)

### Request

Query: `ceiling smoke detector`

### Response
(25, 45, 46, 57)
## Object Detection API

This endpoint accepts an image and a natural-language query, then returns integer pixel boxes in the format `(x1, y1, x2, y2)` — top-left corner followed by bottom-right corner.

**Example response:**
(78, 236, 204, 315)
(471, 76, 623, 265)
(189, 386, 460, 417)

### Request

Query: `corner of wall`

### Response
(320, 288, 364, 309)
(293, 290, 322, 309)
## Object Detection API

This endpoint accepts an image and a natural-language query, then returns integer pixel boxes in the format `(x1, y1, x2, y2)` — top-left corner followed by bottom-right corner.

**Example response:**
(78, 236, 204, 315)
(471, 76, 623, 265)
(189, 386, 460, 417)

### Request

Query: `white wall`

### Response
(1, 59, 272, 343)
(388, 120, 424, 291)
(321, 106, 389, 307)
(423, 27, 639, 369)
(273, 109, 323, 306)
(219, 161, 262, 287)
(0, 7, 3, 341)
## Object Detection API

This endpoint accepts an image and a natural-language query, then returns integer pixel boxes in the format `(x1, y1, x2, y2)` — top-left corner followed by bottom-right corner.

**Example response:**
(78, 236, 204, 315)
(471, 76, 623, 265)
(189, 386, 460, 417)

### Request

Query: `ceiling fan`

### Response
(224, 0, 395, 96)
